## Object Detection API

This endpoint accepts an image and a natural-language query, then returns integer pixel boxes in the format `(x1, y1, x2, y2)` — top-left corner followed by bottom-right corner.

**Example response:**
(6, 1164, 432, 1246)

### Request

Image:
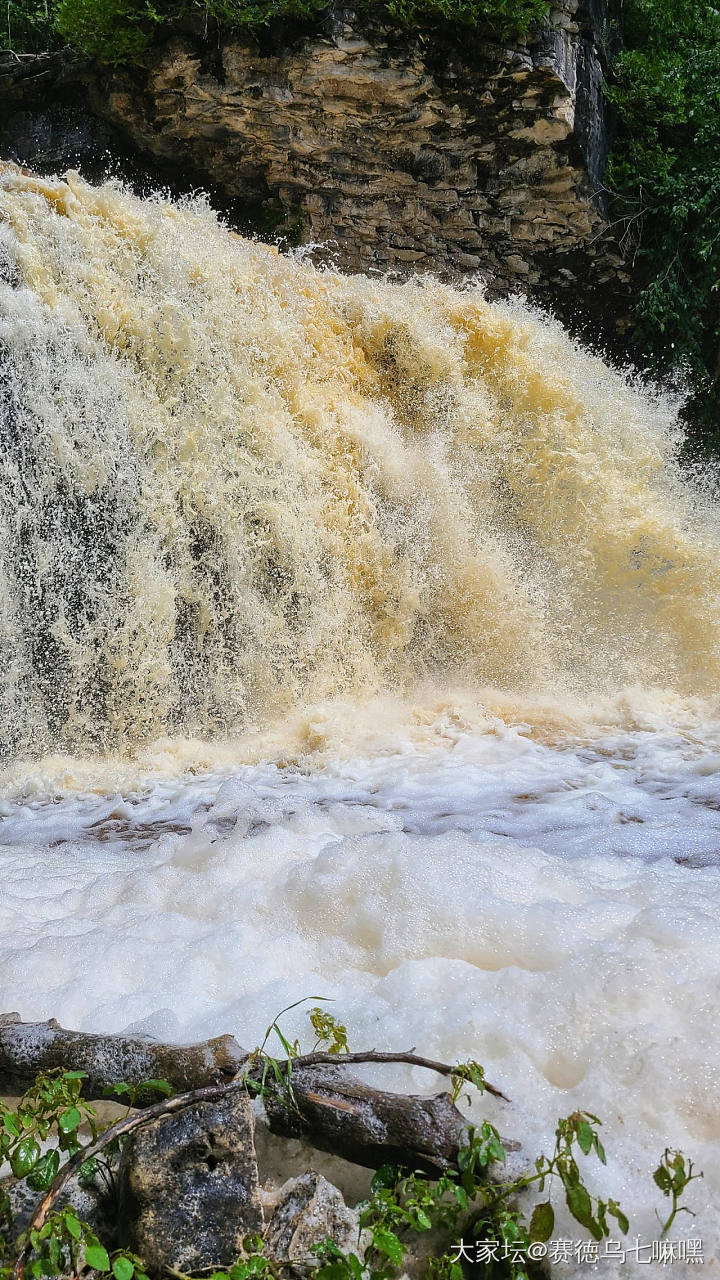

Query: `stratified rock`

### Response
(0, 1, 634, 345)
(119, 1092, 263, 1272)
(264, 1173, 360, 1273)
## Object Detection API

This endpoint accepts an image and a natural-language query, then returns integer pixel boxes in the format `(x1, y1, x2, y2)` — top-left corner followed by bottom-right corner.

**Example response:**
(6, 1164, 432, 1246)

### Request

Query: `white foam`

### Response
(2, 721, 719, 1275)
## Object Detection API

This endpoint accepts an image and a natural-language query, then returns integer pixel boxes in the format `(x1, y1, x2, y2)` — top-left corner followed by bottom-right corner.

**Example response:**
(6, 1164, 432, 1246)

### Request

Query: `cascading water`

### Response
(2, 167, 720, 757)
(2, 166, 720, 1275)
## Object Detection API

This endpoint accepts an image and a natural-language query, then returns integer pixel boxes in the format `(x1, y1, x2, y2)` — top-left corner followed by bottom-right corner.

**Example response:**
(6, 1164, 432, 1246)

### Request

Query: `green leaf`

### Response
(576, 1121, 593, 1155)
(11, 1137, 41, 1178)
(62, 1071, 88, 1080)
(565, 1183, 597, 1235)
(26, 1150, 60, 1191)
(59, 1107, 81, 1134)
(372, 1228, 404, 1264)
(63, 1213, 82, 1241)
(371, 1164, 399, 1193)
(85, 1244, 111, 1272)
(112, 1257, 135, 1280)
(139, 1079, 174, 1097)
(608, 1200, 629, 1235)
(3, 1114, 20, 1138)
(347, 1254, 363, 1280)
(103, 1084, 133, 1099)
(79, 1157, 100, 1185)
(315, 1265, 348, 1280)
(529, 1201, 554, 1242)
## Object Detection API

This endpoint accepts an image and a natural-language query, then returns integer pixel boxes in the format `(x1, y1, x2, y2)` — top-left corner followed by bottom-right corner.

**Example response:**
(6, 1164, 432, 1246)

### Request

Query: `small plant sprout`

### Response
(449, 1061, 485, 1106)
(653, 1149, 703, 1235)
(309, 1008, 349, 1055)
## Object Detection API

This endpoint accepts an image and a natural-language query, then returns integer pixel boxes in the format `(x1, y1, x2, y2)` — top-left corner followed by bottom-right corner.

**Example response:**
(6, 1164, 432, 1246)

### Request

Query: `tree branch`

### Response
(12, 1049, 508, 1280)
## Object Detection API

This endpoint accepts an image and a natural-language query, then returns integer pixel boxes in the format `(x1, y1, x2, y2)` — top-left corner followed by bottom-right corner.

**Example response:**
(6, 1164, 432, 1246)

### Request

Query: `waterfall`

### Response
(2, 165, 718, 759)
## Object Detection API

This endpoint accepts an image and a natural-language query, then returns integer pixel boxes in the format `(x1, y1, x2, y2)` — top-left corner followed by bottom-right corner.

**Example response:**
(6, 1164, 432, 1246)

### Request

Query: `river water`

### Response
(1, 166, 719, 1273)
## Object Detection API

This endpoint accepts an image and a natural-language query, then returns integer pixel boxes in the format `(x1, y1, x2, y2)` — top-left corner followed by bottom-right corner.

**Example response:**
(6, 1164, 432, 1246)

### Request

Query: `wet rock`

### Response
(119, 1092, 263, 1272)
(0, 1170, 107, 1246)
(264, 1173, 360, 1273)
(0, 2, 635, 349)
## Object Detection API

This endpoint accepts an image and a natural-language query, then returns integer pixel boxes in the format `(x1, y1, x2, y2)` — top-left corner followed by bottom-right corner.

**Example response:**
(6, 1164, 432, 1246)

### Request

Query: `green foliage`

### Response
(202, 0, 327, 34)
(0, 1069, 172, 1280)
(370, 0, 548, 39)
(15, 1207, 148, 1280)
(54, 0, 169, 61)
(3, 0, 60, 52)
(309, 1006, 349, 1055)
(0, 1070, 99, 1174)
(207, 1233, 277, 1280)
(246, 998, 348, 1112)
(605, 0, 720, 443)
(450, 1059, 485, 1104)
(302, 1114, 622, 1280)
(6, 0, 550, 62)
(653, 1148, 703, 1235)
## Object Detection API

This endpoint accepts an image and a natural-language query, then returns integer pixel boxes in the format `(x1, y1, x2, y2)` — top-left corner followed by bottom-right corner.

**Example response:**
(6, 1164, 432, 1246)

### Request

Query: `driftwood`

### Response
(0, 1013, 248, 1098)
(1, 1012, 510, 1272)
(264, 1063, 471, 1174)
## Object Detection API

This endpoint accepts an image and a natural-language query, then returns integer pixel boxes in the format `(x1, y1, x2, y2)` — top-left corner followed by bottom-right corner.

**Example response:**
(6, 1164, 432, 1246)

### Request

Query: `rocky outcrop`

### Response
(264, 1173, 360, 1274)
(82, 0, 630, 327)
(0, 0, 631, 335)
(119, 1092, 263, 1272)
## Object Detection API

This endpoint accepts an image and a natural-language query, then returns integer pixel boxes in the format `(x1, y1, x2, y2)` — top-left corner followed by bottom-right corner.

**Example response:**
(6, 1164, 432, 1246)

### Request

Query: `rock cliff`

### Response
(0, 1, 631, 334)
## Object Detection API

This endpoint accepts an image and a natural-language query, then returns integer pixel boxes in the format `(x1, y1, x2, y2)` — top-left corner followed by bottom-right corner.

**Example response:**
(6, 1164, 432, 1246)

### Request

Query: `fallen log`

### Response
(0, 1013, 248, 1098)
(0, 1015, 508, 1179)
(263, 1063, 470, 1174)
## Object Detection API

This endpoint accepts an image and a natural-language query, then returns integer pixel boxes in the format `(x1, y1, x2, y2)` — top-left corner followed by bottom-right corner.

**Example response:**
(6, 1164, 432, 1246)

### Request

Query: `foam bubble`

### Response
(1, 722, 720, 1275)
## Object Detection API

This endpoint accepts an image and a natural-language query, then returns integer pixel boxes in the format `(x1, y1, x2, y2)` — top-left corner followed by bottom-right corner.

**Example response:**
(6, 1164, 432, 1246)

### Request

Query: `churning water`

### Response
(2, 166, 720, 1274)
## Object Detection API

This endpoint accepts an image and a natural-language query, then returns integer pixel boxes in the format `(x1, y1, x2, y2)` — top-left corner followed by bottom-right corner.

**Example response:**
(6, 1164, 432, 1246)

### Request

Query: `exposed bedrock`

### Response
(0, 0, 632, 343)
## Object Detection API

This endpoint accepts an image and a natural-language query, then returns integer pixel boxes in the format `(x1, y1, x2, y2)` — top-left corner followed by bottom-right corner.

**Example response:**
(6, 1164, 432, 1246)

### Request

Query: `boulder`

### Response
(264, 1172, 360, 1274)
(119, 1092, 262, 1272)
(0, 1171, 106, 1247)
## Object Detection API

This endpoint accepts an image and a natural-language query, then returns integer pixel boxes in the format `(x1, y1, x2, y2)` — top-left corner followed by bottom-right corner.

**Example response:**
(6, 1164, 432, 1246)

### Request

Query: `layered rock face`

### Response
(0, 0, 630, 328)
(83, 0, 629, 321)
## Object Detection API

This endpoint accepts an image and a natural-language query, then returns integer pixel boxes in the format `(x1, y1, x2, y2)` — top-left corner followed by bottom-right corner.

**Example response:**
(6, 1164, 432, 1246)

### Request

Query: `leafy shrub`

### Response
(54, 0, 172, 61)
(605, 0, 720, 446)
(4, 1, 61, 52)
(363, 0, 548, 39)
(13, 0, 550, 63)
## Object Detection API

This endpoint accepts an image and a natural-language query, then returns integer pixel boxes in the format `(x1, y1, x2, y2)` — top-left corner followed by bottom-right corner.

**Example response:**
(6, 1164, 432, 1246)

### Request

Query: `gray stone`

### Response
(119, 1092, 263, 1273)
(0, 1172, 106, 1247)
(264, 1173, 360, 1274)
